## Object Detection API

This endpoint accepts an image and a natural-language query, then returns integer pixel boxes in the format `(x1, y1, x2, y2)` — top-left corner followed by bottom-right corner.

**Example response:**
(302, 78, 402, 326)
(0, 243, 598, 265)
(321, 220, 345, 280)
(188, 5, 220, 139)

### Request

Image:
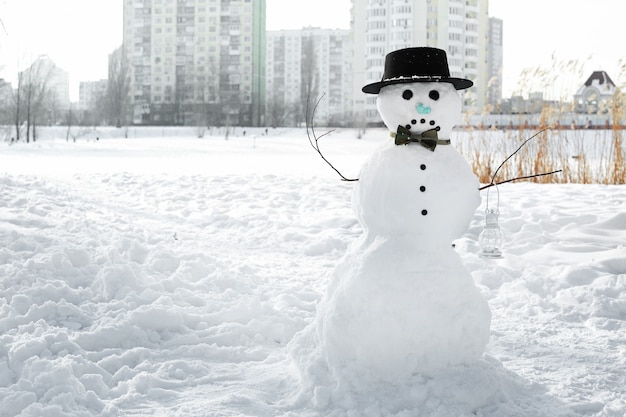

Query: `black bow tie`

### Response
(392, 125, 450, 151)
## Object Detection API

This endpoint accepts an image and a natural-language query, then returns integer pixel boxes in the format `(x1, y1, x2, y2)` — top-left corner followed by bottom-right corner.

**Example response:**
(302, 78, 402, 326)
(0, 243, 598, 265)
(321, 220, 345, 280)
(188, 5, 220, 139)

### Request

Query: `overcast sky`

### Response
(1, 0, 624, 101)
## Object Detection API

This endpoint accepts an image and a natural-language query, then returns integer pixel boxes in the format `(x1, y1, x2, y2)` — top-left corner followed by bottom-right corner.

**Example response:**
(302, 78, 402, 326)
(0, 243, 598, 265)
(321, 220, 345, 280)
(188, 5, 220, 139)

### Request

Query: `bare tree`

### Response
(0, 80, 12, 132)
(192, 61, 220, 133)
(78, 82, 107, 127)
(65, 103, 96, 142)
(300, 34, 319, 127)
(105, 47, 131, 128)
(266, 89, 293, 128)
(192, 85, 208, 137)
(11, 71, 24, 142)
(19, 57, 54, 143)
(174, 71, 187, 126)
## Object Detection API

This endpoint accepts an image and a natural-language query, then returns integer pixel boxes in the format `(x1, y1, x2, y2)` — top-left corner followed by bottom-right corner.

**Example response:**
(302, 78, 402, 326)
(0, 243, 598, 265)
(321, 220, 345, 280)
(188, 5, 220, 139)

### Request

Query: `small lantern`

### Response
(478, 208, 504, 258)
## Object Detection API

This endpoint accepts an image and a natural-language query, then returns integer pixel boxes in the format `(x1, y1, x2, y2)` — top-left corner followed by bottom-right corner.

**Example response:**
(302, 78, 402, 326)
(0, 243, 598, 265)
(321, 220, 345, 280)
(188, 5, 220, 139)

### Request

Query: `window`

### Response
(367, 8, 386, 17)
(393, 18, 409, 27)
(367, 20, 386, 30)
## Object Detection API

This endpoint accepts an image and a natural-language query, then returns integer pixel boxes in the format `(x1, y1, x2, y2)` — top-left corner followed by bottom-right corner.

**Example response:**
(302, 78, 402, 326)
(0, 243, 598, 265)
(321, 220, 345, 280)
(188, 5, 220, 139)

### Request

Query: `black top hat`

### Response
(362, 47, 473, 94)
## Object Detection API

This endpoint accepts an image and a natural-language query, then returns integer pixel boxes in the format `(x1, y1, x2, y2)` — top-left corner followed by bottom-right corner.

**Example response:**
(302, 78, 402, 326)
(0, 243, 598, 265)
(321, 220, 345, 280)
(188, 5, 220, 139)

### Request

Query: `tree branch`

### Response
(479, 170, 563, 190)
(480, 128, 561, 190)
(305, 94, 359, 182)
(490, 127, 549, 184)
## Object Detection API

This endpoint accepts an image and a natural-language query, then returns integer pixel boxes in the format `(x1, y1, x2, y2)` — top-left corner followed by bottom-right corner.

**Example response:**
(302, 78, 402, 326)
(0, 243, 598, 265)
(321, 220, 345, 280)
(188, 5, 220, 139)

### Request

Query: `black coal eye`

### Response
(429, 90, 440, 100)
(402, 90, 413, 100)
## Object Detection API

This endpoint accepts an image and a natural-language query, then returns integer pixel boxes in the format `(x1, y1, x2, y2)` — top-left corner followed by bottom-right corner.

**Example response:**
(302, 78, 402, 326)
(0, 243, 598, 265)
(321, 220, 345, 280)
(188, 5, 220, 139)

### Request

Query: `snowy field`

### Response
(0, 128, 624, 416)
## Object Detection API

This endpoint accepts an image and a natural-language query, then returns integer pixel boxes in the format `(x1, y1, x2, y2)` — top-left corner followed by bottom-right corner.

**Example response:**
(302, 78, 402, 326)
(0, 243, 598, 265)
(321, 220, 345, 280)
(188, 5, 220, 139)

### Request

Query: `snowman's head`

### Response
(376, 82, 462, 139)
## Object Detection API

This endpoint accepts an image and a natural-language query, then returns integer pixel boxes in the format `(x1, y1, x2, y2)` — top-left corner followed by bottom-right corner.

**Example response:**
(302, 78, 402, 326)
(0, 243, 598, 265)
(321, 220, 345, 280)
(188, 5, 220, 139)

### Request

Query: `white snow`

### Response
(0, 127, 625, 416)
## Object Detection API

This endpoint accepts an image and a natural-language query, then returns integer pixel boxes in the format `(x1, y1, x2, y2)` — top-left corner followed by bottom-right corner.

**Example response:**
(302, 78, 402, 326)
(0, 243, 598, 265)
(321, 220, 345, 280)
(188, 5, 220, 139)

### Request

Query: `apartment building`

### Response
(487, 17, 503, 109)
(77, 79, 108, 124)
(79, 80, 108, 112)
(266, 28, 352, 126)
(351, 0, 489, 124)
(122, 0, 266, 126)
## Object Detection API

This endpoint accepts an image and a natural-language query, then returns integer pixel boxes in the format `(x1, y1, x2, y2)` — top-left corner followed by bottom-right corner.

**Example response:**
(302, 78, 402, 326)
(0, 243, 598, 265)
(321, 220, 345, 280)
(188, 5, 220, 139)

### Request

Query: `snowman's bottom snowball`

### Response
(286, 355, 505, 415)
(289, 234, 491, 389)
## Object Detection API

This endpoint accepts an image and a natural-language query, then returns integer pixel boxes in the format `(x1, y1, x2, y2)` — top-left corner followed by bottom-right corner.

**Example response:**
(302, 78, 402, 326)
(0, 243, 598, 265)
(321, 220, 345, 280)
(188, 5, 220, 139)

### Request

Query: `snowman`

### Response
(291, 47, 491, 392)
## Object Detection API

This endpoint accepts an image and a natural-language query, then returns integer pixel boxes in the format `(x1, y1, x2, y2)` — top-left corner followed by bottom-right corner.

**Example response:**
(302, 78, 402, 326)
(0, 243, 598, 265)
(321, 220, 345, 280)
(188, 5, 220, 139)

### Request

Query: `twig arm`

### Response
(479, 170, 563, 190)
(490, 127, 550, 184)
(305, 94, 359, 182)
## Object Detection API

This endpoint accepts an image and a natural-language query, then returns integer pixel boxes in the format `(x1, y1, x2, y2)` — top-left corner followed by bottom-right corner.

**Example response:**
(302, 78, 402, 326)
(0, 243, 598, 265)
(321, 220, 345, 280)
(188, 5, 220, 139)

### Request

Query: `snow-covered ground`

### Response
(0, 128, 624, 416)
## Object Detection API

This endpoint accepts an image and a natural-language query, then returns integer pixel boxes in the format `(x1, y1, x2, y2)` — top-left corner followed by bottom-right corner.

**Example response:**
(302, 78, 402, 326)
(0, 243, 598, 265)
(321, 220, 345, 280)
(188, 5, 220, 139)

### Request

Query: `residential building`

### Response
(266, 28, 352, 127)
(486, 17, 503, 109)
(78, 79, 108, 124)
(79, 80, 108, 112)
(351, 0, 489, 124)
(122, 0, 266, 126)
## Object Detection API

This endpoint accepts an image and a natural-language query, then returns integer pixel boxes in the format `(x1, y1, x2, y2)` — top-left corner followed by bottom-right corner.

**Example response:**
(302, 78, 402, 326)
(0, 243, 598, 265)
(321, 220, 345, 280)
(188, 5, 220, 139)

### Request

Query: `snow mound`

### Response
(0, 135, 623, 416)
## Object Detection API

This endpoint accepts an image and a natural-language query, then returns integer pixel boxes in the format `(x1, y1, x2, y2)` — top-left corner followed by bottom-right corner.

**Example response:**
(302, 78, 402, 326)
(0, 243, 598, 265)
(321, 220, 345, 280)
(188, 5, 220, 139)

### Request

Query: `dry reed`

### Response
(458, 117, 626, 186)
(459, 54, 626, 185)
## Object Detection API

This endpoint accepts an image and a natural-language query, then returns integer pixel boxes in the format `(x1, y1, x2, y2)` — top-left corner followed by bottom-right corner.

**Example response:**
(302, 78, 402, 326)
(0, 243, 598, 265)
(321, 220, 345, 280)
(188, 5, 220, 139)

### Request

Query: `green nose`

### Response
(417, 103, 431, 114)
